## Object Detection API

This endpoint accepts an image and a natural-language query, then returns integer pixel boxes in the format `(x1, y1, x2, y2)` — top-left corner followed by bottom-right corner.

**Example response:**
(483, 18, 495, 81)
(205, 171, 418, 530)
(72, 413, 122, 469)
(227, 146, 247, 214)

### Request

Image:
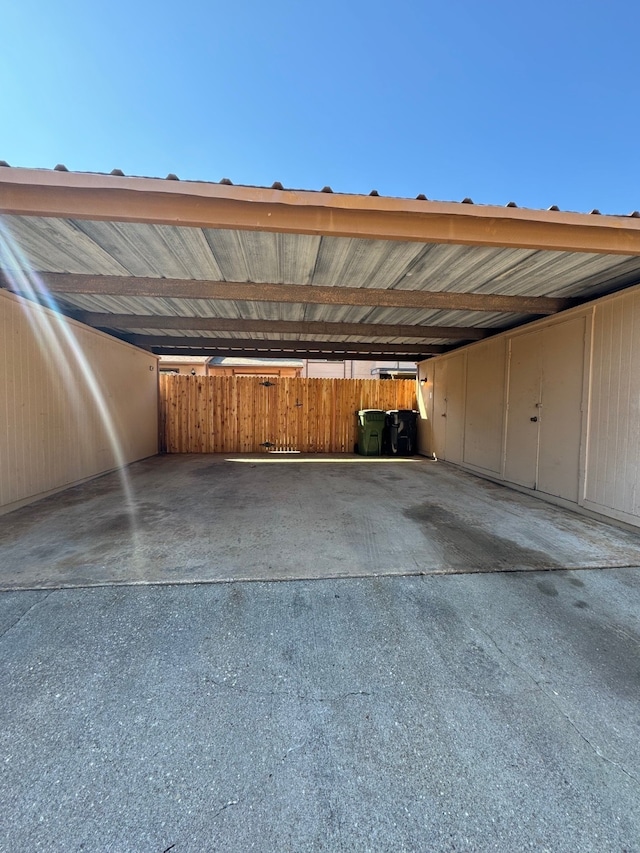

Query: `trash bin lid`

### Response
(358, 409, 386, 419)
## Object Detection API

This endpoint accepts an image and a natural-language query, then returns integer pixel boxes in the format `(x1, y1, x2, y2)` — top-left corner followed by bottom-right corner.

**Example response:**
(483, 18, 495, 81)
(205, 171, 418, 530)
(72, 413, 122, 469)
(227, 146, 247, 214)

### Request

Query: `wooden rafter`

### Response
(78, 312, 490, 340)
(2, 272, 573, 315)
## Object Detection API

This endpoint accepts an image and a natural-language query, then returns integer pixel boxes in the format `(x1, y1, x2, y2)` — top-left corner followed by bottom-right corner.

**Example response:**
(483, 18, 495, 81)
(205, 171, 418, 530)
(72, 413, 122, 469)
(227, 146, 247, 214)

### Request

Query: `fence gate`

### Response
(159, 375, 417, 454)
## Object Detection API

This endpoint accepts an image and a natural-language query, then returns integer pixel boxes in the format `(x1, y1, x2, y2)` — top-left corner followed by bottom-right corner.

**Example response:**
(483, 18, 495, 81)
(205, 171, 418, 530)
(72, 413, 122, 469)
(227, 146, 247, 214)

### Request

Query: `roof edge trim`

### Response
(2, 167, 640, 256)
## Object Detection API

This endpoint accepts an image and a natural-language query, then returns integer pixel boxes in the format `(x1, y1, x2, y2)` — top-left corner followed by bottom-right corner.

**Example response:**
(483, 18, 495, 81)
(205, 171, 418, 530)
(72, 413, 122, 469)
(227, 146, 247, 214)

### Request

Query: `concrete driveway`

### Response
(2, 454, 640, 590)
(2, 455, 640, 851)
(1, 569, 640, 852)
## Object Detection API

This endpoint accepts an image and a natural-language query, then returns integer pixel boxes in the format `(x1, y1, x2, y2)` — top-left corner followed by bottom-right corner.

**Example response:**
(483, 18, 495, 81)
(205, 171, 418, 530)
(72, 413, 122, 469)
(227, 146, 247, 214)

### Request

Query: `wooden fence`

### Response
(159, 375, 417, 453)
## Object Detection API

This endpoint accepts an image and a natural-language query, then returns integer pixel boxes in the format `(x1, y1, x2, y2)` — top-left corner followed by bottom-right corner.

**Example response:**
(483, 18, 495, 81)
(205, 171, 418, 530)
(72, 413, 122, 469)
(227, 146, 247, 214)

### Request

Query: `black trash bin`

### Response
(385, 409, 418, 456)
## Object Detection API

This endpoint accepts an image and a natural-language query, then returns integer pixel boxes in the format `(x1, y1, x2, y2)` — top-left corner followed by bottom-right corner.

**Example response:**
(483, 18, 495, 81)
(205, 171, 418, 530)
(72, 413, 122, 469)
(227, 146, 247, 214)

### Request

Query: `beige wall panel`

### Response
(537, 317, 585, 502)
(585, 291, 640, 521)
(0, 290, 158, 514)
(417, 285, 640, 528)
(463, 338, 506, 474)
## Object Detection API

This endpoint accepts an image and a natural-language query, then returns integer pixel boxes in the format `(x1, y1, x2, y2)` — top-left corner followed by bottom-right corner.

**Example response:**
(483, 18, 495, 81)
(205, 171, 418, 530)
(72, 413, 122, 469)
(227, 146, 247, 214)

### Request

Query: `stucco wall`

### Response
(0, 290, 159, 514)
(417, 284, 640, 528)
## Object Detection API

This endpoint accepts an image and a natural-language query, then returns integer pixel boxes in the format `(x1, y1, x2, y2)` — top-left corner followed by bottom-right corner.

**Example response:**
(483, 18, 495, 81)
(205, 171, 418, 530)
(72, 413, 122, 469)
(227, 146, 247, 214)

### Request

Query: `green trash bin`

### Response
(356, 409, 386, 456)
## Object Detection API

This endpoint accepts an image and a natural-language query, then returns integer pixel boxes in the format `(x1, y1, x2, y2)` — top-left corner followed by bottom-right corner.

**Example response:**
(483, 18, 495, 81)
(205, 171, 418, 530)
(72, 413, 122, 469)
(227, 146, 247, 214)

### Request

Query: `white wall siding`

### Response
(0, 290, 158, 514)
(303, 360, 417, 379)
(304, 360, 347, 379)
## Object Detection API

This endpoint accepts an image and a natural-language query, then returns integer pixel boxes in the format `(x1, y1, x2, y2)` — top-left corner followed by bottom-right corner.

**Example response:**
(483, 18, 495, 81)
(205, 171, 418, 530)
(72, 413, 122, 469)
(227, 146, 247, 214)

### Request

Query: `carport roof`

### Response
(1, 164, 640, 360)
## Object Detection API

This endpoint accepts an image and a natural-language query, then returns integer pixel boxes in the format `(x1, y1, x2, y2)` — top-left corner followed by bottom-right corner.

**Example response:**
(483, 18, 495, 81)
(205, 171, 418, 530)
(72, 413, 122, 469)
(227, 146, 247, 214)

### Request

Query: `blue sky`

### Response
(2, 0, 638, 213)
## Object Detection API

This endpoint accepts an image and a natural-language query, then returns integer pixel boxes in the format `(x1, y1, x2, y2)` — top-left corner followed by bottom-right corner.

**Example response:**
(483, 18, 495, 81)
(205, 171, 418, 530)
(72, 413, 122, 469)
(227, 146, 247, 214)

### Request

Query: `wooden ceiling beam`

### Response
(125, 335, 444, 356)
(5, 272, 573, 314)
(2, 168, 640, 255)
(79, 312, 489, 340)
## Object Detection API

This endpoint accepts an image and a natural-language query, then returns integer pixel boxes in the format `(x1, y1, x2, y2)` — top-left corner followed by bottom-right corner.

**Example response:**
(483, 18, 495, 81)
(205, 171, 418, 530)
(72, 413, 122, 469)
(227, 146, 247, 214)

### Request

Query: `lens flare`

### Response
(0, 218, 140, 545)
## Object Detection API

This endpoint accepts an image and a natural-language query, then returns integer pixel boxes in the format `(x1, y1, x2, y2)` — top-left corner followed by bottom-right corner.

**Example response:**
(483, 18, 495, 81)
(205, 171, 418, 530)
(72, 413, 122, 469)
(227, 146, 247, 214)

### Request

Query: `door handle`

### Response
(530, 416, 538, 422)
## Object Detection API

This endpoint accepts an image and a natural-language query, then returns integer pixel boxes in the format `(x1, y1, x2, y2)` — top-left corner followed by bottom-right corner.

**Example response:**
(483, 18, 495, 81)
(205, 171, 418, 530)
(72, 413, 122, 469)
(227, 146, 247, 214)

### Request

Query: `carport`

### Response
(2, 164, 640, 532)
(3, 167, 640, 852)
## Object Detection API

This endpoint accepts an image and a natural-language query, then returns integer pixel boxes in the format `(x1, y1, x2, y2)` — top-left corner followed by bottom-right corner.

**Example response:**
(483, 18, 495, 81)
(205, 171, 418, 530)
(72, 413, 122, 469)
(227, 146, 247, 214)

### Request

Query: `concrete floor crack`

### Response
(472, 623, 640, 789)
(0, 591, 53, 640)
(213, 799, 240, 819)
(280, 741, 308, 762)
(555, 710, 640, 788)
